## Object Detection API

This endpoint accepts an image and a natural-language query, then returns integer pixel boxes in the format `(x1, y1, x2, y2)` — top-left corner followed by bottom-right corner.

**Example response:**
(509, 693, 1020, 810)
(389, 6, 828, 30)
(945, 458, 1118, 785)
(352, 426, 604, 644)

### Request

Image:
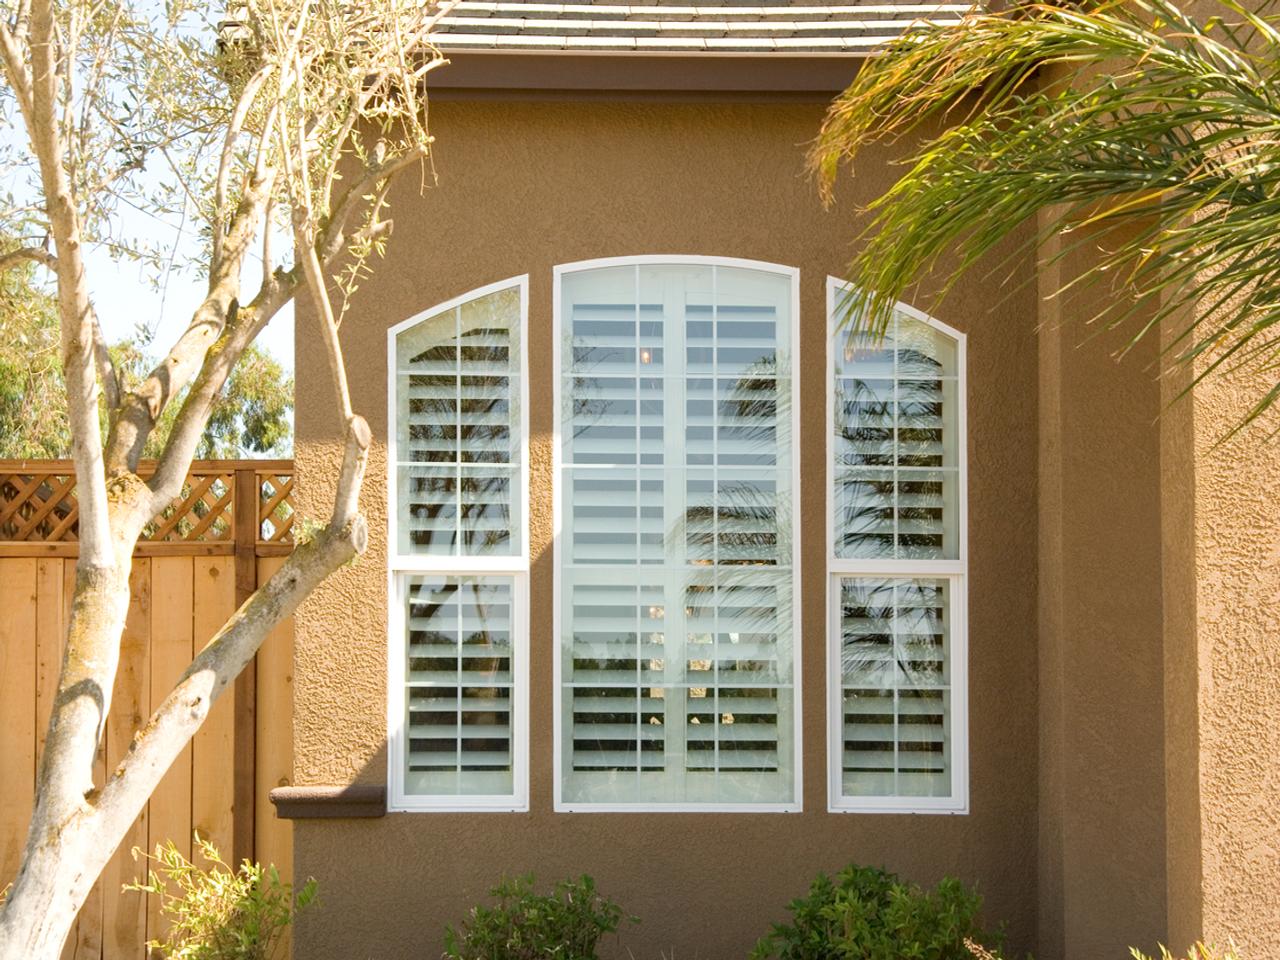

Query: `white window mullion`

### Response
(454, 305, 463, 555)
(662, 269, 689, 799)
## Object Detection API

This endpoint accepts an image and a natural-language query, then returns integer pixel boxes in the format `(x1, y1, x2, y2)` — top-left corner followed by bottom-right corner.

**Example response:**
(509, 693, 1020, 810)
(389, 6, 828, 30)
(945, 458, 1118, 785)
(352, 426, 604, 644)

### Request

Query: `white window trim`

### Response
(386, 274, 531, 813)
(824, 276, 969, 815)
(552, 255, 804, 814)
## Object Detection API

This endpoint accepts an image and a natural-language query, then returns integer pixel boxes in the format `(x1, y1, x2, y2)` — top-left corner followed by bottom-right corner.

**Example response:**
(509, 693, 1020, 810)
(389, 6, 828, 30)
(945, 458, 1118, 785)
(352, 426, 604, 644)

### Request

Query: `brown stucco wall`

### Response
(1035, 224, 1170, 959)
(291, 96, 1173, 960)
(1188, 365, 1280, 955)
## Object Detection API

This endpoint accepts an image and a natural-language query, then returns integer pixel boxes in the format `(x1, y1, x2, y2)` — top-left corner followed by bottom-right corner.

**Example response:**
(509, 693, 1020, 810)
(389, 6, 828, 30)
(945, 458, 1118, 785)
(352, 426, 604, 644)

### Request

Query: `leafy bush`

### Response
(126, 835, 316, 960)
(751, 864, 1003, 960)
(442, 874, 636, 960)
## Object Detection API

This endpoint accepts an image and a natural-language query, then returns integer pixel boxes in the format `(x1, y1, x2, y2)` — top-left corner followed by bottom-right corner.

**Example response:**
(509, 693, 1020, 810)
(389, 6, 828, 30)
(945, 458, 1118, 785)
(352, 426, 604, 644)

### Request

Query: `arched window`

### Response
(827, 277, 968, 813)
(387, 276, 529, 811)
(554, 257, 801, 811)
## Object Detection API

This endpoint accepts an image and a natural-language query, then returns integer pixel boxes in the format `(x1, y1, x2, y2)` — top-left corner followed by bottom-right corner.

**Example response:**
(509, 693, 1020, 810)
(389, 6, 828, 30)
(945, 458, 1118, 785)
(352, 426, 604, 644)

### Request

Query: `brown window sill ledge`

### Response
(269, 785, 386, 819)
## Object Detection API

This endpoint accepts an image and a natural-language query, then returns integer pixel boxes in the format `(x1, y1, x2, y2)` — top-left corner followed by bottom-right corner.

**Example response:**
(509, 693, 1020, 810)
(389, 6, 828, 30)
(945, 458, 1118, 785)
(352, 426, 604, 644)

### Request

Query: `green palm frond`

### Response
(812, 0, 1280, 432)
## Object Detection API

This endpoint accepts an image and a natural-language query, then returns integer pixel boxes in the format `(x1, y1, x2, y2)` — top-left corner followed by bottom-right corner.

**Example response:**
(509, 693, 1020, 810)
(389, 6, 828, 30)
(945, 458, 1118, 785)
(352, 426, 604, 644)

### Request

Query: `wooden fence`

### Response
(0, 460, 296, 960)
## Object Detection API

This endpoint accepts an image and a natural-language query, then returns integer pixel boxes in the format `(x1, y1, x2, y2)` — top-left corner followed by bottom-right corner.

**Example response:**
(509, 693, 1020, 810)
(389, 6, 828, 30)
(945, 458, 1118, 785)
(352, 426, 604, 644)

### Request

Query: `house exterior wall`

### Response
(1185, 354, 1280, 956)
(290, 96, 1173, 959)
(1035, 223, 1170, 958)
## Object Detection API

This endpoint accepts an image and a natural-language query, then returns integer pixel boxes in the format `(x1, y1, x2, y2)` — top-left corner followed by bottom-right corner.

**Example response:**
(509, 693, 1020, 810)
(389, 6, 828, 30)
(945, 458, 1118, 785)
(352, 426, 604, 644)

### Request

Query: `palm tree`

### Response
(813, 0, 1280, 432)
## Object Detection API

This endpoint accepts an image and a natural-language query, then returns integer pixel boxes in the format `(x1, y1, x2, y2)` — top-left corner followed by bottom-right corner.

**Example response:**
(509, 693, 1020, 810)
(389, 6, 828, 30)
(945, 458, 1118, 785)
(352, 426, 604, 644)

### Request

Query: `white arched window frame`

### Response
(553, 255, 803, 813)
(386, 275, 530, 812)
(826, 277, 969, 814)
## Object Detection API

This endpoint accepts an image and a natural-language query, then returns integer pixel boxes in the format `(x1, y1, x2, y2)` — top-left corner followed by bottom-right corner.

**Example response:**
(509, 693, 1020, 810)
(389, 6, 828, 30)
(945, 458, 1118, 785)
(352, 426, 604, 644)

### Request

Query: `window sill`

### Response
(269, 784, 387, 819)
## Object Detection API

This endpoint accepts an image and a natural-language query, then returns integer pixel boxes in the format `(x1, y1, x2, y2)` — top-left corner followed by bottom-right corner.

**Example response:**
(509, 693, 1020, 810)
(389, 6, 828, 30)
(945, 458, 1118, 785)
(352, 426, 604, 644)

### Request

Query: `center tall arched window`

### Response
(553, 257, 801, 811)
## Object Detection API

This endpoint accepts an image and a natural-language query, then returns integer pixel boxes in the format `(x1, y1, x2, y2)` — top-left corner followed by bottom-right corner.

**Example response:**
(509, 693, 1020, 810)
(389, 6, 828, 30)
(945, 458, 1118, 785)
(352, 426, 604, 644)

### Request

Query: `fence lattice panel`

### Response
(0, 460, 294, 549)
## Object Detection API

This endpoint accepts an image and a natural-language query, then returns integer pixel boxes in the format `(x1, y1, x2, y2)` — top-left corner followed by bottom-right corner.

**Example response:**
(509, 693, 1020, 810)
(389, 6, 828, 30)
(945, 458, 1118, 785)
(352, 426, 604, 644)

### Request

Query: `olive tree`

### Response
(0, 1, 452, 956)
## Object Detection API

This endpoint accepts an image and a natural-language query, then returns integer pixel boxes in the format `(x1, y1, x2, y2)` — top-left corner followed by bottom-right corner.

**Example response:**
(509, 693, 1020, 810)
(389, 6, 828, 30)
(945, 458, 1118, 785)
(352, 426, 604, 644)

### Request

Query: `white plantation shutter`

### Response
(827, 280, 967, 812)
(404, 576, 516, 795)
(389, 279, 528, 810)
(833, 308, 960, 560)
(557, 260, 798, 809)
(837, 578, 950, 798)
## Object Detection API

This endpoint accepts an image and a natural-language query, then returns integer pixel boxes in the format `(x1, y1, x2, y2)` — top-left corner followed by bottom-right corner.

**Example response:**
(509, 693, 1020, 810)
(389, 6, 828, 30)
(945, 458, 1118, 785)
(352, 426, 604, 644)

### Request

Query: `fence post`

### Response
(232, 468, 258, 868)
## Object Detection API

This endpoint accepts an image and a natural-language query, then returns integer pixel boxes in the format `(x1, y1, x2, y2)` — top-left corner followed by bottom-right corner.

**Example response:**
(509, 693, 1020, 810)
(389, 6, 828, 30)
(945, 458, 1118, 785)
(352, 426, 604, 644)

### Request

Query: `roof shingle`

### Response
(430, 0, 975, 53)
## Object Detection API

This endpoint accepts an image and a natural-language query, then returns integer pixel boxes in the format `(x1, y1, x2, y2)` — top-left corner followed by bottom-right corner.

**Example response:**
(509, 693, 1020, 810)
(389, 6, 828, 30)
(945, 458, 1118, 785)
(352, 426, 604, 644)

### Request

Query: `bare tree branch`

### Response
(213, 63, 274, 269)
(0, 16, 34, 118)
(0, 244, 56, 272)
(318, 145, 426, 264)
(106, 166, 277, 479)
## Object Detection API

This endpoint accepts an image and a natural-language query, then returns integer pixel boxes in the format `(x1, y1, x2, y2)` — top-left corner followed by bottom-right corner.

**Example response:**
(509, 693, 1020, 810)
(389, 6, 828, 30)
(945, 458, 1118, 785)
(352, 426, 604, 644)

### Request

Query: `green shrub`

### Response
(126, 834, 316, 960)
(442, 874, 636, 960)
(750, 864, 1003, 960)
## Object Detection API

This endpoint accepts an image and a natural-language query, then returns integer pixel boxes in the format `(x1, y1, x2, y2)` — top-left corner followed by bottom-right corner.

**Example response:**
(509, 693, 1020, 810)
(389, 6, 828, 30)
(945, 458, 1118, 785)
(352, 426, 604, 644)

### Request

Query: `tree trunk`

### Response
(0, 811, 111, 960)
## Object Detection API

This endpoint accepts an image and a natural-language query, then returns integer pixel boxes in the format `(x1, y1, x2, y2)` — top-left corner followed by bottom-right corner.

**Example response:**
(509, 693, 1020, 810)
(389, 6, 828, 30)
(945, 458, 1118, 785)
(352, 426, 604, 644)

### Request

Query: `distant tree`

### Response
(0, 261, 66, 457)
(0, 268, 294, 459)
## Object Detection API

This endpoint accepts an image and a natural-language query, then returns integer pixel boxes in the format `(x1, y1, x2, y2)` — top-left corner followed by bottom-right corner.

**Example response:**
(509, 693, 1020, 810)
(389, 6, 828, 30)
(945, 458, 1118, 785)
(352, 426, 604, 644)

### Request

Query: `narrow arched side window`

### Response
(826, 277, 968, 814)
(386, 276, 529, 812)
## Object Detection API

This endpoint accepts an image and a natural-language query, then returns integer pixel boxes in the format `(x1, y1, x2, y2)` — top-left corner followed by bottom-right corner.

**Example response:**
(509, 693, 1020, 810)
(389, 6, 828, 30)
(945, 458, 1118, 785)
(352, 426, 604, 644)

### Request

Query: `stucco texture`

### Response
(291, 97, 1178, 960)
(1190, 366, 1280, 956)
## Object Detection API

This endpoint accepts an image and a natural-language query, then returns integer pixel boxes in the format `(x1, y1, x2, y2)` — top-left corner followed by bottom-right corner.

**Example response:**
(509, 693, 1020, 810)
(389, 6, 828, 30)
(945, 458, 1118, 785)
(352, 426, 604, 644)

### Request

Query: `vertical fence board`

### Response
(191, 557, 236, 861)
(35, 559, 67, 960)
(35, 558, 65, 759)
(233, 470, 258, 868)
(0, 558, 37, 892)
(146, 557, 195, 948)
(102, 563, 152, 960)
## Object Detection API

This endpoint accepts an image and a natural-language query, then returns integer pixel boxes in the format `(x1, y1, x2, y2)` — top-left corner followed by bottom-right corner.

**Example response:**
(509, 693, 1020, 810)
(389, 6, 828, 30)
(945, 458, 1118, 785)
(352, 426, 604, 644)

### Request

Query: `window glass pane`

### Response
(838, 576, 951, 799)
(833, 309, 959, 560)
(402, 574, 515, 797)
(560, 262, 796, 807)
(396, 285, 521, 556)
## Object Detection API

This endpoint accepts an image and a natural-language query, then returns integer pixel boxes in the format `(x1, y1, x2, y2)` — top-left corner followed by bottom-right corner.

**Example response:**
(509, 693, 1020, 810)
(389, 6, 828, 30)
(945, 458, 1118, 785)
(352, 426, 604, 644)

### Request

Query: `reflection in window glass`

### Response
(837, 577, 950, 798)
(403, 576, 516, 797)
(390, 279, 526, 810)
(833, 306, 959, 560)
